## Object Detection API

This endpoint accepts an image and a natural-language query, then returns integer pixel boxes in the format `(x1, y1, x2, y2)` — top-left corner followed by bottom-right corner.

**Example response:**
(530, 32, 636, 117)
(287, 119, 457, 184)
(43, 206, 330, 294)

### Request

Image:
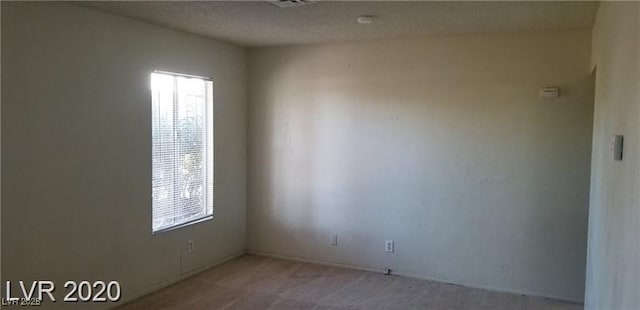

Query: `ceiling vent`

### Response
(269, 0, 315, 8)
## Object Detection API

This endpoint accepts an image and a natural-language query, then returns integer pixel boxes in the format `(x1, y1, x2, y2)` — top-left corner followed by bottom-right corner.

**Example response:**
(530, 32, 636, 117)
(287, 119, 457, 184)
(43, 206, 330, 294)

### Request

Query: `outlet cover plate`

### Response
(385, 240, 394, 253)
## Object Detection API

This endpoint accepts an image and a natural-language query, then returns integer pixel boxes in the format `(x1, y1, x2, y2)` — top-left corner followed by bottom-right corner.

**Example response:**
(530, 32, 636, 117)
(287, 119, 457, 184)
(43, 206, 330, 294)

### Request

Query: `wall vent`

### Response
(269, 0, 315, 8)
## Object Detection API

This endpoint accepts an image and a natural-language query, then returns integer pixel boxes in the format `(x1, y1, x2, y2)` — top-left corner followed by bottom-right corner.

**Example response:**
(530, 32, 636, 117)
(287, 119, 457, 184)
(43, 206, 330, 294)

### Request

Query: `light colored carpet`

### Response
(118, 255, 582, 309)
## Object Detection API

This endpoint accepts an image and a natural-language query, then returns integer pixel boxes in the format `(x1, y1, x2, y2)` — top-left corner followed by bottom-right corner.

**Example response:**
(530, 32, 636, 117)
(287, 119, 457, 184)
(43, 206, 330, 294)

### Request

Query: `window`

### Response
(151, 71, 213, 233)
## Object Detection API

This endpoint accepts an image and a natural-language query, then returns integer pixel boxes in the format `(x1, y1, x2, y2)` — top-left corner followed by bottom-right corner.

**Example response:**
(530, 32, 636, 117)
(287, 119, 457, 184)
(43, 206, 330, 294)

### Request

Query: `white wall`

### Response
(1, 2, 246, 308)
(585, 2, 640, 309)
(247, 29, 594, 301)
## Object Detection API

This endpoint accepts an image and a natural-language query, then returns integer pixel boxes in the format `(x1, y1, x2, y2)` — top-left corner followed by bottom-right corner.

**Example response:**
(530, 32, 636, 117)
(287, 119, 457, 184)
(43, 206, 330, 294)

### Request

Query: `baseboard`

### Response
(247, 249, 583, 304)
(247, 249, 385, 274)
(391, 270, 584, 304)
(115, 250, 246, 308)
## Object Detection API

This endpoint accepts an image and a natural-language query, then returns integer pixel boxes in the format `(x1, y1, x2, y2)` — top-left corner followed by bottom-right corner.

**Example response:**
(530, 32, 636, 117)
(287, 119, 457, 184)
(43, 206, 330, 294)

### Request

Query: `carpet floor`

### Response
(117, 254, 582, 310)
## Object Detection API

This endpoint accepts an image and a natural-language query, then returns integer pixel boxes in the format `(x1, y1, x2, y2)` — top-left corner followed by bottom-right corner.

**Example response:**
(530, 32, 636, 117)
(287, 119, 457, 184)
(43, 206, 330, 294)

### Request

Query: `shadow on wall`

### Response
(248, 30, 594, 301)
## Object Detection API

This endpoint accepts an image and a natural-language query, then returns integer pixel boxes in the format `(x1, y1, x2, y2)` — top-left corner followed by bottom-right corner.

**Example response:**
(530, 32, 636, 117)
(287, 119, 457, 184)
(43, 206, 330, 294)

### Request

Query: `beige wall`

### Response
(247, 29, 594, 301)
(585, 2, 640, 309)
(1, 2, 246, 308)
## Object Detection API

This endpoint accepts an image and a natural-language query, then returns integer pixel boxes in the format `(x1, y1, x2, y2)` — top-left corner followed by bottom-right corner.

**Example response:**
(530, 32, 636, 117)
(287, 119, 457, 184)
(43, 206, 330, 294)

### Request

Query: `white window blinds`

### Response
(151, 71, 213, 233)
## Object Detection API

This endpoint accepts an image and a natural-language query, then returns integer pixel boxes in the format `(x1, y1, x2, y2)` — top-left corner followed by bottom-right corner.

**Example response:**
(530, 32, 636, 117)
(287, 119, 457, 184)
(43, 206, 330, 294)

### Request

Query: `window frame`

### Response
(150, 70, 215, 235)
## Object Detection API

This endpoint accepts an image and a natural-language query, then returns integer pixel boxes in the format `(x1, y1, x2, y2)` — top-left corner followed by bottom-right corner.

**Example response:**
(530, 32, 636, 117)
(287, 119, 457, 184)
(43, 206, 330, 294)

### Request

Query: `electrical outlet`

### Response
(188, 240, 194, 252)
(330, 234, 338, 246)
(385, 240, 394, 253)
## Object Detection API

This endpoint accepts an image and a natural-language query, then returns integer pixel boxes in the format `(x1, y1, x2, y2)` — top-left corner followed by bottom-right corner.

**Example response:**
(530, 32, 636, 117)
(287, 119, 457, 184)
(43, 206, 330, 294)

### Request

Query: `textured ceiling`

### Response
(76, 1, 599, 47)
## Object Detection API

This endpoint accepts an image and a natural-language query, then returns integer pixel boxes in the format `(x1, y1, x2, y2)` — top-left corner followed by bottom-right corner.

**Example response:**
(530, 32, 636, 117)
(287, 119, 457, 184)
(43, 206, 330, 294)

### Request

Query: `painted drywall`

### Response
(1, 2, 246, 308)
(247, 29, 594, 301)
(585, 2, 640, 309)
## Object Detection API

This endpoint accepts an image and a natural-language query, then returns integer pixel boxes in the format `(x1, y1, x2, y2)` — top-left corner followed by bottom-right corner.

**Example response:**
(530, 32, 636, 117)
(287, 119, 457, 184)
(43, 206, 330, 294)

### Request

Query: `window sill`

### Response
(152, 215, 213, 235)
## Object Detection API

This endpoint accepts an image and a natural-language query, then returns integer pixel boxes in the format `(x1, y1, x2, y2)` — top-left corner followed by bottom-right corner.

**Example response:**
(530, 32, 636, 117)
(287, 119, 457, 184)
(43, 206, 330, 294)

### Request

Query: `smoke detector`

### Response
(269, 0, 315, 8)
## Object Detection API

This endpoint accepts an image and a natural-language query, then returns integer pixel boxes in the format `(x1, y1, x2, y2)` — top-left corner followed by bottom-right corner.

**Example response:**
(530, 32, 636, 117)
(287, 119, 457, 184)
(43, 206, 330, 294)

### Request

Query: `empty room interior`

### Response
(1, 1, 639, 309)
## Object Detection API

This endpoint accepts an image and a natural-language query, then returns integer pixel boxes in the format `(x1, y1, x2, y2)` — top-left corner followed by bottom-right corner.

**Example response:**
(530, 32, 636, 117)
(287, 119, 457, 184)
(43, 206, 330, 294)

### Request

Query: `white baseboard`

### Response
(247, 249, 385, 274)
(247, 249, 583, 304)
(115, 250, 246, 308)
